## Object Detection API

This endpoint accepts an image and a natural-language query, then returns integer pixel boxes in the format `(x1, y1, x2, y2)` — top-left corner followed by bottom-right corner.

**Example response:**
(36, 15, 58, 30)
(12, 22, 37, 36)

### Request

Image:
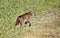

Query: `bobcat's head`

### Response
(30, 10, 36, 16)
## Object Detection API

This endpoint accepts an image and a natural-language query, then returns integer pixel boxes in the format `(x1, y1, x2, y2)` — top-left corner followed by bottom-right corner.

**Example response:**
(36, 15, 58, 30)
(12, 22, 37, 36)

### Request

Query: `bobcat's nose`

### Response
(32, 14, 35, 16)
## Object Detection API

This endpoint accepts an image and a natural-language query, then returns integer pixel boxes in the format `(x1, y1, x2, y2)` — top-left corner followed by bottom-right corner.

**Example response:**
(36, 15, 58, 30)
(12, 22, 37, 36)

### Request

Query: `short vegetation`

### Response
(0, 0, 60, 38)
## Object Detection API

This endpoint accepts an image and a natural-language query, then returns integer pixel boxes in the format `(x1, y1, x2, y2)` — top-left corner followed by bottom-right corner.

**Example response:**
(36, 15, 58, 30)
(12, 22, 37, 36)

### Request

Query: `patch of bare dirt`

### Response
(22, 11, 60, 38)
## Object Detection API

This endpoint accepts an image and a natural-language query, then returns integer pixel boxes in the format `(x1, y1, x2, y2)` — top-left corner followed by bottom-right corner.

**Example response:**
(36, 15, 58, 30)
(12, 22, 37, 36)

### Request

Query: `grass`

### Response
(0, 0, 60, 38)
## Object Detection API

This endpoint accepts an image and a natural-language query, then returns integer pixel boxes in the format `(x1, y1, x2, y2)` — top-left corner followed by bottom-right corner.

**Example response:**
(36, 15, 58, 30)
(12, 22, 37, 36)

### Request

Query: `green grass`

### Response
(0, 0, 60, 38)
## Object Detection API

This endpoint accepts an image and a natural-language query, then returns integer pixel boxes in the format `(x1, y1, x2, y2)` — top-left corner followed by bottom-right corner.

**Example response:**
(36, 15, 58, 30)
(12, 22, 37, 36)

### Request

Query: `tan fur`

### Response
(15, 11, 35, 28)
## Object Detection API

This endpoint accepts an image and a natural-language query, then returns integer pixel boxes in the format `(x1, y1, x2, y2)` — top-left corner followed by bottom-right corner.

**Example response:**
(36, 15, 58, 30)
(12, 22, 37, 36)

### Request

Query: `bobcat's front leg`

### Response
(20, 22, 25, 28)
(27, 20, 31, 27)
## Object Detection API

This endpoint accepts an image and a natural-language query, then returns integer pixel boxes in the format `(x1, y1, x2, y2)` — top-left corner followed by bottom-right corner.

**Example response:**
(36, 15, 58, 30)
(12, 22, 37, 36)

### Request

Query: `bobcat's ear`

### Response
(29, 11, 31, 13)
(29, 9, 34, 12)
(31, 10, 34, 12)
(31, 10, 36, 16)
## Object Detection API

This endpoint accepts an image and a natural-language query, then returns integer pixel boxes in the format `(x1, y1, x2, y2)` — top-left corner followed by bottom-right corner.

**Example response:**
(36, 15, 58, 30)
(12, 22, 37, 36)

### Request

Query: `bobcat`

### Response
(15, 11, 36, 27)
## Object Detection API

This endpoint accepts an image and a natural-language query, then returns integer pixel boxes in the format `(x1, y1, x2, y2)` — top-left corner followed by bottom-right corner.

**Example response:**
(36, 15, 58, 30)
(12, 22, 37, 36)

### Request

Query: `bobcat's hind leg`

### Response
(14, 20, 20, 28)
